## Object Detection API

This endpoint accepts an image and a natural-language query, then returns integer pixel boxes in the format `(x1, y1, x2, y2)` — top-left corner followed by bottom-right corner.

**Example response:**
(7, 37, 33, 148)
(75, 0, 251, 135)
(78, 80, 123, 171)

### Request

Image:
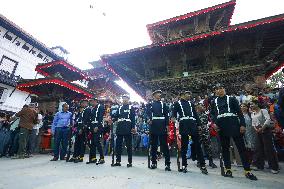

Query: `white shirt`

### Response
(251, 109, 271, 128)
(58, 102, 66, 112)
(33, 114, 43, 135)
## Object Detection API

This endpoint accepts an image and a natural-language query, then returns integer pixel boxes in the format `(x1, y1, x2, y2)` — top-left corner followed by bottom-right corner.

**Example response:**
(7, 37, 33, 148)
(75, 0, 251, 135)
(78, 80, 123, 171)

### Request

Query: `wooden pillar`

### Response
(180, 45, 187, 72)
(164, 54, 172, 77)
(253, 32, 264, 62)
(140, 55, 151, 79)
(205, 13, 211, 31)
(214, 10, 226, 30)
(223, 36, 231, 69)
(194, 17, 199, 33)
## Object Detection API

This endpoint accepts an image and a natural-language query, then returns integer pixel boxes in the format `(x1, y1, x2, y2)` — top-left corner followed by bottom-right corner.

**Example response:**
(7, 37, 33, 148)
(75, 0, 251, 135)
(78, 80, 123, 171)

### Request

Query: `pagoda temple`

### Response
(16, 60, 93, 113)
(86, 60, 127, 101)
(101, 0, 284, 99)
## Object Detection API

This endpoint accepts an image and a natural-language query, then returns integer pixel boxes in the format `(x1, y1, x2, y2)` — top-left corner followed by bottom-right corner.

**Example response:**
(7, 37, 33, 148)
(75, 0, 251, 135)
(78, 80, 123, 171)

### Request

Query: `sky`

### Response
(1, 0, 284, 101)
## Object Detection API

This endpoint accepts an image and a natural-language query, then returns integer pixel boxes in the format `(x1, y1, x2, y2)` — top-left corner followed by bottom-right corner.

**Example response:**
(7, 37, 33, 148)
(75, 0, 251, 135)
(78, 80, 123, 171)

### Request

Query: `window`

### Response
(37, 53, 43, 59)
(30, 49, 36, 55)
(4, 32, 13, 41)
(22, 44, 30, 51)
(0, 88, 4, 98)
(0, 26, 7, 37)
(15, 41, 21, 46)
(43, 56, 50, 62)
(0, 55, 18, 74)
(0, 87, 8, 103)
(13, 37, 25, 47)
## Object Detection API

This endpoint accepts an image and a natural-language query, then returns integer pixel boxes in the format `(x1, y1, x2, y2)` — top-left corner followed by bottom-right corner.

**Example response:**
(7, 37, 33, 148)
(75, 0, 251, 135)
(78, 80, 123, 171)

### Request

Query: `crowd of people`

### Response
(0, 104, 47, 158)
(1, 80, 284, 181)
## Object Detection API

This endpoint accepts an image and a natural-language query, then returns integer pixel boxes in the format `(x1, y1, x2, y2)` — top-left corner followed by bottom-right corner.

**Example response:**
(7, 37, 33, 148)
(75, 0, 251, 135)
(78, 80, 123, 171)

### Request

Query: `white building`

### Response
(0, 14, 62, 113)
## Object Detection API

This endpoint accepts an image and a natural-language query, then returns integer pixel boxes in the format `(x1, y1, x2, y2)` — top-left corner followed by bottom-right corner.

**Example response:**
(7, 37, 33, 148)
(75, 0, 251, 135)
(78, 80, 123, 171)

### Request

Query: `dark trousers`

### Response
(9, 130, 19, 156)
(278, 114, 284, 129)
(150, 134, 170, 166)
(182, 134, 205, 167)
(18, 128, 31, 156)
(1, 130, 11, 156)
(103, 139, 110, 155)
(254, 130, 279, 171)
(53, 127, 69, 159)
(89, 133, 104, 160)
(220, 135, 250, 171)
(28, 129, 40, 154)
(116, 134, 132, 163)
(73, 132, 86, 158)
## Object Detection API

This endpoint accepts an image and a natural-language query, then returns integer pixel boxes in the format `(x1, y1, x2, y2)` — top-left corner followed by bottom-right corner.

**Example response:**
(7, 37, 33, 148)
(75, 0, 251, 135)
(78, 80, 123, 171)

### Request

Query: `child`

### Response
(196, 103, 217, 168)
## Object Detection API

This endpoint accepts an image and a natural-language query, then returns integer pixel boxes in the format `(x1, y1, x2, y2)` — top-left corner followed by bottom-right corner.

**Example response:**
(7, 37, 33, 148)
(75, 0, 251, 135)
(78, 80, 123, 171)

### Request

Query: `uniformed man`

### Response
(172, 91, 208, 174)
(146, 90, 171, 171)
(71, 99, 91, 163)
(86, 98, 105, 164)
(210, 84, 257, 180)
(112, 94, 136, 167)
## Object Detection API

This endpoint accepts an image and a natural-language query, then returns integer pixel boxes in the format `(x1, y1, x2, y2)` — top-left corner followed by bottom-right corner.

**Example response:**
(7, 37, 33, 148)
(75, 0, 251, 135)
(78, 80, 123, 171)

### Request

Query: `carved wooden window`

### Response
(22, 43, 30, 51)
(0, 55, 19, 75)
(37, 53, 43, 59)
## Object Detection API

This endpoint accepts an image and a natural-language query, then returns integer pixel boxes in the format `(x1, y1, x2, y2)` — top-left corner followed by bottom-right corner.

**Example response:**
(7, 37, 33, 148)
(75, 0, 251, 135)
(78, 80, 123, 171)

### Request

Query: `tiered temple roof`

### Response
(35, 60, 89, 81)
(86, 60, 126, 100)
(101, 1, 284, 97)
(147, 0, 236, 43)
(17, 60, 93, 99)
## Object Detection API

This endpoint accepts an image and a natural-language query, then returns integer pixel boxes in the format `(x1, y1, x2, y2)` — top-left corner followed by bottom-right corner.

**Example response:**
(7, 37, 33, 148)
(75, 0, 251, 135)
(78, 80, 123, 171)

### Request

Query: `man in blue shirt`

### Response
(50, 103, 73, 161)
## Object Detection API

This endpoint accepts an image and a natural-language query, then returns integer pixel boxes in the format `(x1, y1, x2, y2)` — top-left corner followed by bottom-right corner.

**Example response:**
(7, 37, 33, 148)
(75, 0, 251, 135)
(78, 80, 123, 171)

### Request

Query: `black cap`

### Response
(213, 83, 224, 90)
(80, 99, 88, 103)
(282, 68, 284, 73)
(180, 90, 192, 95)
(152, 90, 162, 96)
(89, 97, 98, 101)
(122, 94, 130, 99)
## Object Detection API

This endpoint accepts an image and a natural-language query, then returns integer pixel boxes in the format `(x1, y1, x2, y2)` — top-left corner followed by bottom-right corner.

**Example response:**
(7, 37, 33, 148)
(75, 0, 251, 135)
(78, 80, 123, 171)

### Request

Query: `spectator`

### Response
(250, 100, 279, 174)
(12, 104, 38, 159)
(278, 68, 284, 129)
(240, 103, 256, 164)
(0, 113, 11, 157)
(42, 112, 53, 132)
(28, 107, 43, 155)
(50, 103, 73, 161)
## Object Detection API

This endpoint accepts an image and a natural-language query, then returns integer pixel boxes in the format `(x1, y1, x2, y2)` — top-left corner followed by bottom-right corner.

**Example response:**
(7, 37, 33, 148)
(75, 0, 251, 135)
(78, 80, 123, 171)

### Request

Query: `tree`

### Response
(267, 71, 284, 88)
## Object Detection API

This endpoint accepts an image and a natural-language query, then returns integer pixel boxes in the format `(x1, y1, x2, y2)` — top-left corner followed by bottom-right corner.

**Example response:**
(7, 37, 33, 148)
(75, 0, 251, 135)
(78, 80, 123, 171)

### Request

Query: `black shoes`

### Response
(224, 170, 233, 178)
(111, 162, 131, 167)
(67, 157, 76, 162)
(200, 166, 208, 175)
(165, 165, 171, 171)
(209, 161, 217, 169)
(245, 171, 258, 180)
(96, 159, 105, 165)
(86, 158, 97, 164)
(112, 162, 121, 166)
(179, 166, 187, 173)
(74, 157, 83, 163)
(127, 163, 132, 168)
(196, 161, 201, 168)
(150, 164, 157, 169)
